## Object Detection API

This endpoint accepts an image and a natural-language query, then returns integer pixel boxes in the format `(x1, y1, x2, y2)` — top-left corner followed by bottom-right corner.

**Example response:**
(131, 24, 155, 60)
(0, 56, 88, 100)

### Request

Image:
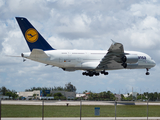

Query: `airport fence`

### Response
(0, 99, 160, 119)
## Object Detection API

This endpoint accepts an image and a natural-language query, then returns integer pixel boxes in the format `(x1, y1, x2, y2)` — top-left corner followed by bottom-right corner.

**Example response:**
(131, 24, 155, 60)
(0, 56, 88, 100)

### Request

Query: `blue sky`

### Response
(0, 0, 160, 94)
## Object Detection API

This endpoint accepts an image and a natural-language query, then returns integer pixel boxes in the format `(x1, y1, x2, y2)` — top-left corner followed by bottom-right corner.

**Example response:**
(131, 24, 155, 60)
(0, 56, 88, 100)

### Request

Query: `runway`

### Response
(2, 100, 160, 106)
(2, 117, 160, 120)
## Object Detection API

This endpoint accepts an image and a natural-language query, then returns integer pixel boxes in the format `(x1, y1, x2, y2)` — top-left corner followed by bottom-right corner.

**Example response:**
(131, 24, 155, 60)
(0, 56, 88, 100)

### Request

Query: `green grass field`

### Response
(1, 105, 160, 117)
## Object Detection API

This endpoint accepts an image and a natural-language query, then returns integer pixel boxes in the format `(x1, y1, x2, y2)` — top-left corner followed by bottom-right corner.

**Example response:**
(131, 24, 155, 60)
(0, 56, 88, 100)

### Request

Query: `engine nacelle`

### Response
(122, 55, 138, 63)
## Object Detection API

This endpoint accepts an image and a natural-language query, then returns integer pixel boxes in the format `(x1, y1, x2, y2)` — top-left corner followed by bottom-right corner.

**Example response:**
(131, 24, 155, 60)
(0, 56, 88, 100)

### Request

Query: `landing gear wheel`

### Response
(89, 72, 93, 77)
(82, 72, 86, 75)
(89, 75, 93, 77)
(104, 72, 109, 75)
(100, 70, 109, 75)
(95, 73, 100, 76)
(146, 72, 150, 75)
(86, 73, 89, 76)
(101, 71, 105, 74)
(82, 71, 100, 77)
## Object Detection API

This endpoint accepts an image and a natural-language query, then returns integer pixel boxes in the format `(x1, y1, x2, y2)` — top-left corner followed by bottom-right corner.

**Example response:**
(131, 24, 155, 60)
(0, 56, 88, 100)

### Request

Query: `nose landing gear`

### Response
(146, 68, 150, 75)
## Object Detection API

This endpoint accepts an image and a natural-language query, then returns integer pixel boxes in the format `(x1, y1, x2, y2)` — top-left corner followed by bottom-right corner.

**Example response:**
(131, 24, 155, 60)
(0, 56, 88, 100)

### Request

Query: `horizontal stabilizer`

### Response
(30, 49, 49, 58)
(6, 55, 21, 57)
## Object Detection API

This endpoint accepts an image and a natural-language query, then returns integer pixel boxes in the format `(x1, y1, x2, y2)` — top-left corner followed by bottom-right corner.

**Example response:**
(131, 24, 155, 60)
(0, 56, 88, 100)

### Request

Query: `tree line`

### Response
(0, 86, 18, 99)
(121, 92, 160, 101)
(83, 90, 116, 101)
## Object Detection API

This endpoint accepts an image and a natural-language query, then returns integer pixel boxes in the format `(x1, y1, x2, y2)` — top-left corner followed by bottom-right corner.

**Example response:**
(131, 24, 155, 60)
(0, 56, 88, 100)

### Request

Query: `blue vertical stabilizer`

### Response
(16, 17, 55, 51)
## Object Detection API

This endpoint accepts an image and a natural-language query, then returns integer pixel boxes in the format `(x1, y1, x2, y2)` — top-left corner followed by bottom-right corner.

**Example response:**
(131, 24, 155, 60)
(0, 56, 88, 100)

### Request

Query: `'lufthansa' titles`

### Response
(25, 28, 38, 43)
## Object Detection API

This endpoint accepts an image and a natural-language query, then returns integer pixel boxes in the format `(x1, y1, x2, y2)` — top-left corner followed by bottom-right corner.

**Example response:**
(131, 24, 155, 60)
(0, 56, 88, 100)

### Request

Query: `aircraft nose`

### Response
(152, 60, 156, 67)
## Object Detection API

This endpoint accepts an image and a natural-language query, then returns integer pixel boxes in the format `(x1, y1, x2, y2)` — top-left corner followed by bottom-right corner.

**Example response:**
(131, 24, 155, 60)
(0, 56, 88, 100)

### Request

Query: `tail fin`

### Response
(16, 17, 55, 51)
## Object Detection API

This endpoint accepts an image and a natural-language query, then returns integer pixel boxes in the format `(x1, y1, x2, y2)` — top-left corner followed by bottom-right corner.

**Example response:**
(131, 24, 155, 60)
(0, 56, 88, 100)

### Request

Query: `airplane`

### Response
(15, 17, 156, 77)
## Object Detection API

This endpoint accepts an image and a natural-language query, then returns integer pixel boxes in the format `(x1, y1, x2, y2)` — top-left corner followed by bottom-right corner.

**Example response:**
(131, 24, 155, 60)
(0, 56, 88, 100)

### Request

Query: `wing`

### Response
(96, 40, 125, 70)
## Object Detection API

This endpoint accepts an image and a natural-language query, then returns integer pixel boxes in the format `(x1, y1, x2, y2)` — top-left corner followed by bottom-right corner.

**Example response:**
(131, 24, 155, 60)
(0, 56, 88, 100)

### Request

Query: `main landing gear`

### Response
(101, 70, 109, 75)
(82, 70, 109, 77)
(82, 71, 99, 77)
(146, 68, 150, 75)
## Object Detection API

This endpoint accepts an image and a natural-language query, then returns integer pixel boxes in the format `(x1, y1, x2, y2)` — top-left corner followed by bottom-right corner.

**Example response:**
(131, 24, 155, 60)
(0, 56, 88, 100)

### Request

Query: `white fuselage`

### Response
(23, 50, 156, 72)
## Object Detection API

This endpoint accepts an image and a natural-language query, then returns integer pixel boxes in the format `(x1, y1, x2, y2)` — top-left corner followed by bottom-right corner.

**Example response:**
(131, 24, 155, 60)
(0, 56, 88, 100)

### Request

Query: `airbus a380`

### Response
(15, 17, 156, 77)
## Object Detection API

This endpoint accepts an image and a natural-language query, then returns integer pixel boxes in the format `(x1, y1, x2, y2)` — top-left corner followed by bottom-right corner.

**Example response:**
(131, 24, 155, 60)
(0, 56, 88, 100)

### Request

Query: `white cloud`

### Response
(120, 16, 160, 49)
(0, 0, 4, 8)
(130, 1, 160, 17)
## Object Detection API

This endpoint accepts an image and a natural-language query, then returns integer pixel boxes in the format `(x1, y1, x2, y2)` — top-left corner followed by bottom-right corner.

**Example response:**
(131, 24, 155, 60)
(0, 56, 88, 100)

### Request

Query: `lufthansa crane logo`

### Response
(25, 28, 38, 43)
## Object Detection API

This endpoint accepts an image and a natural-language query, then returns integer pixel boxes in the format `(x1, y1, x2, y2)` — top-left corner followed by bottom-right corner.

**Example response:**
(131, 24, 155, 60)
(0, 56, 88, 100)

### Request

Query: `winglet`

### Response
(111, 39, 116, 45)
(109, 40, 124, 53)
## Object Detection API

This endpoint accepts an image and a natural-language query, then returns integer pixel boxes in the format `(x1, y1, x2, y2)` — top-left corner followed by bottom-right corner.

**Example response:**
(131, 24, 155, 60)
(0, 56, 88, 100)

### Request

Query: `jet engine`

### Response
(121, 55, 138, 63)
